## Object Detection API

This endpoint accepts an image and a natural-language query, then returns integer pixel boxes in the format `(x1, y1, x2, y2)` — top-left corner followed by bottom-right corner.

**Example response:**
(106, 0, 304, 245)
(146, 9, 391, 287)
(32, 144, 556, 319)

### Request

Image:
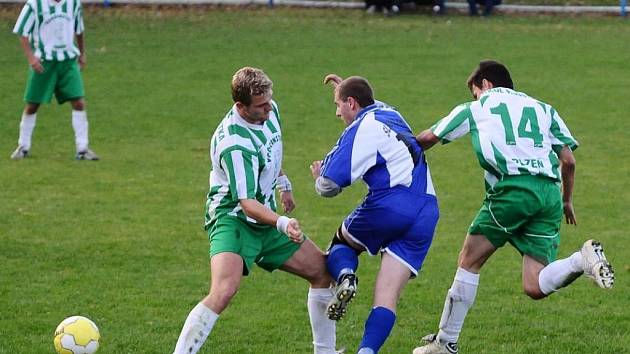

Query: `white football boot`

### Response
(76, 149, 100, 161)
(10, 145, 29, 160)
(580, 239, 614, 289)
(413, 334, 458, 354)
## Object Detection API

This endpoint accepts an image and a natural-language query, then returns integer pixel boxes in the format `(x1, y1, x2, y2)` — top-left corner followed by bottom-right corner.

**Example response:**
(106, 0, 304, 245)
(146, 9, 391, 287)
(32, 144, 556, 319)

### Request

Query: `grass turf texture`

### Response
(1, 6, 629, 354)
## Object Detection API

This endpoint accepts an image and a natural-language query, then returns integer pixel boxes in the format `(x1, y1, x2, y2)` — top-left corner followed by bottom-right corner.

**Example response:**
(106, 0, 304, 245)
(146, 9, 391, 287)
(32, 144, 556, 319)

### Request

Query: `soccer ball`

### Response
(54, 316, 100, 354)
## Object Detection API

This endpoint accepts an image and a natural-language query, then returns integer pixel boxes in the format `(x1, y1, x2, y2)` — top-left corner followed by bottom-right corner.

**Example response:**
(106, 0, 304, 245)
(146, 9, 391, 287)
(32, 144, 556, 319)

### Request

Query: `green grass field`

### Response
(1, 6, 629, 354)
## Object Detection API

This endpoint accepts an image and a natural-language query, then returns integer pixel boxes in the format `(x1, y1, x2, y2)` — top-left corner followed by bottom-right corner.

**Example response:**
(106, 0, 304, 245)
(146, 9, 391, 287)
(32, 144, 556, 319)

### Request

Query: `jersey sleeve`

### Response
(13, 3, 35, 37)
(320, 121, 375, 189)
(75, 0, 85, 35)
(271, 100, 281, 128)
(219, 147, 260, 201)
(549, 108, 578, 152)
(431, 103, 472, 144)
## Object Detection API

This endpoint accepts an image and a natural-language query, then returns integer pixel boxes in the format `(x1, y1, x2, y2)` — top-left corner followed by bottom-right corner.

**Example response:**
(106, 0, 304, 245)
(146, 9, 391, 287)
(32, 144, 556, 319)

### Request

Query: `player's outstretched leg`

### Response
(581, 239, 614, 289)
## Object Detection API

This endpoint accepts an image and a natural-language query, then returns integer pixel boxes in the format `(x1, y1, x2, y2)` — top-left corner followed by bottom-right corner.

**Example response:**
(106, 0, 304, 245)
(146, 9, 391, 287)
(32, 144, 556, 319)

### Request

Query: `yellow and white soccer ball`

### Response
(54, 316, 100, 354)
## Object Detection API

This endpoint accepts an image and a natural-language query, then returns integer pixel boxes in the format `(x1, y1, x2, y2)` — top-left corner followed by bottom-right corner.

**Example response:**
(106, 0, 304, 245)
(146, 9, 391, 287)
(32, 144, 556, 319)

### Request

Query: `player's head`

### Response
(232, 67, 274, 123)
(334, 76, 375, 125)
(467, 60, 514, 99)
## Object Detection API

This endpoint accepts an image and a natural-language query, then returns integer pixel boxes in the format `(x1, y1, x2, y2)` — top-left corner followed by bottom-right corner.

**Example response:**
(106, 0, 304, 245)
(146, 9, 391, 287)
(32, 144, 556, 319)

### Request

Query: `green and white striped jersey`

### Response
(13, 0, 84, 61)
(431, 88, 578, 188)
(205, 101, 283, 229)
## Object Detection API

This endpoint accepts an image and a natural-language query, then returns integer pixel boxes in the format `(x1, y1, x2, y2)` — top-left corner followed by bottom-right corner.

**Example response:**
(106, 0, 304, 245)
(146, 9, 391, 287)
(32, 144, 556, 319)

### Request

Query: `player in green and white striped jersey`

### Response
(11, 0, 98, 160)
(413, 60, 614, 354)
(429, 85, 577, 190)
(205, 95, 285, 228)
(173, 68, 337, 354)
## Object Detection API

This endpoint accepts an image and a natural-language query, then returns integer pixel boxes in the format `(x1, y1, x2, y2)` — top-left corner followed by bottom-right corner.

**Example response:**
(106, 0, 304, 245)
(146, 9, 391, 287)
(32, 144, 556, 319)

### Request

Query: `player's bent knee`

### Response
(71, 99, 85, 111)
(210, 283, 239, 305)
(25, 104, 39, 115)
(306, 264, 331, 286)
(327, 225, 362, 255)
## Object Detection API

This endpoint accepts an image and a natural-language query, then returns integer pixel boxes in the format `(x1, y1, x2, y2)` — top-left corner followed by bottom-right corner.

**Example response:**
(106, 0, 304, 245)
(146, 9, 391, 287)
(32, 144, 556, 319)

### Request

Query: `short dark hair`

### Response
(337, 76, 375, 108)
(231, 67, 273, 105)
(467, 60, 514, 91)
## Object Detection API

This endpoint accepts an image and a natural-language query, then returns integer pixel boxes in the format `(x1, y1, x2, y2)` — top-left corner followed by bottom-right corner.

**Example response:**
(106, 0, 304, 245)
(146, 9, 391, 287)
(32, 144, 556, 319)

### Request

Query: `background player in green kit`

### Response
(412, 60, 615, 354)
(172, 67, 337, 354)
(11, 0, 98, 160)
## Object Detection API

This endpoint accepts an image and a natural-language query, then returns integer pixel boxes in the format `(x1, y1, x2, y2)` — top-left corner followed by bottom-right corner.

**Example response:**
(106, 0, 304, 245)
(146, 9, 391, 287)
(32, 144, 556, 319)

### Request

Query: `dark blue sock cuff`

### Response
(359, 306, 397, 353)
(326, 244, 359, 282)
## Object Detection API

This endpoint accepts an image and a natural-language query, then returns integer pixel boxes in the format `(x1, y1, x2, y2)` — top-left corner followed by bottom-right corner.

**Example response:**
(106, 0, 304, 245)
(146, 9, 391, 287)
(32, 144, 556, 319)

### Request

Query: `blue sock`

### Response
(326, 244, 358, 282)
(358, 307, 396, 353)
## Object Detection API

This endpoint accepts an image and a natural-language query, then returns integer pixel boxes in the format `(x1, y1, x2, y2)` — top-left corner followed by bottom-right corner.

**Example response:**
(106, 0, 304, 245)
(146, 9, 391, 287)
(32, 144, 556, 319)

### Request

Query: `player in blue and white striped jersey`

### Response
(311, 75, 439, 354)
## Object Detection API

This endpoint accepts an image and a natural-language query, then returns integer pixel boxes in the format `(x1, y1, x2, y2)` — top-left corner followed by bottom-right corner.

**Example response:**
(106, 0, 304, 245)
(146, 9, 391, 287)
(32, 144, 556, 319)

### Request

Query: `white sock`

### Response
(538, 252, 584, 295)
(173, 302, 219, 354)
(308, 287, 337, 354)
(437, 267, 479, 344)
(18, 113, 37, 150)
(71, 110, 89, 152)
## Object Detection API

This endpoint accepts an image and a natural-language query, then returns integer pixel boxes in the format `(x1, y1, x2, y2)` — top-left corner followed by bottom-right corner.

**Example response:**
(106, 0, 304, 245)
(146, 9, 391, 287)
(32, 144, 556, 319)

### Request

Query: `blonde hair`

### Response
(231, 67, 273, 105)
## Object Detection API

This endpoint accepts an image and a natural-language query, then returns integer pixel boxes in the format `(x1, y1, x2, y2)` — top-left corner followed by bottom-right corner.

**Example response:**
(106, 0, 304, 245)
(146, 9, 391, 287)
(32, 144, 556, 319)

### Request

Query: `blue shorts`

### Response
(342, 187, 439, 276)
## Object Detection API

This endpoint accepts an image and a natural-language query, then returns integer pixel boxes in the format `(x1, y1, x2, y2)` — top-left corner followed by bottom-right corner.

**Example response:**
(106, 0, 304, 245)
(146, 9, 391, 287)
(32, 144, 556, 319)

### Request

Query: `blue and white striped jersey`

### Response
(321, 103, 435, 197)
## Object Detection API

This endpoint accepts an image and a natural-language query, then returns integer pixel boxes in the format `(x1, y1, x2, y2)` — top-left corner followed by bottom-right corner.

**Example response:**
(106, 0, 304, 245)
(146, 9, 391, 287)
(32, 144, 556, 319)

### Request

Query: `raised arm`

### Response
(557, 145, 577, 225)
(323, 74, 344, 88)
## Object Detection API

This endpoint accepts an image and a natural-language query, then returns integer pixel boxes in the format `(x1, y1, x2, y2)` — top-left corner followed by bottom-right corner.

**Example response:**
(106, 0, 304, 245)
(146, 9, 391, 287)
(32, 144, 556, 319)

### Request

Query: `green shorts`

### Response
(208, 216, 302, 275)
(469, 175, 563, 265)
(24, 59, 85, 104)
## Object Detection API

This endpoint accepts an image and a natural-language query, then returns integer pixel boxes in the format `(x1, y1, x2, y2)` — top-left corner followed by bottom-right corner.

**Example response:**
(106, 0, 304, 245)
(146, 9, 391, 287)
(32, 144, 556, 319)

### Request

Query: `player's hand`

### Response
(563, 201, 577, 225)
(310, 160, 322, 179)
(28, 56, 44, 73)
(78, 54, 87, 70)
(280, 190, 296, 214)
(286, 218, 304, 243)
(323, 74, 343, 88)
